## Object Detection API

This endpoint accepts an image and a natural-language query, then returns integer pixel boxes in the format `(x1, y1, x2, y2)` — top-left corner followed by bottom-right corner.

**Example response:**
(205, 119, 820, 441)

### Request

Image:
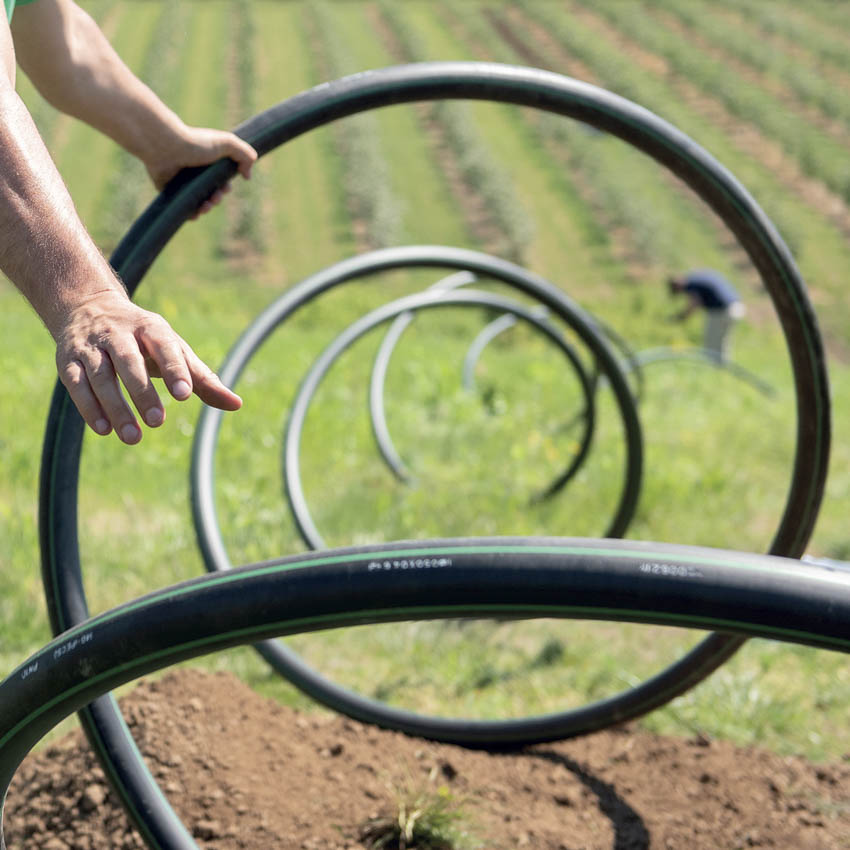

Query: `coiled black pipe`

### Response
(283, 288, 602, 546)
(6, 538, 850, 847)
(38, 63, 829, 849)
(191, 249, 641, 733)
(364, 270, 625, 493)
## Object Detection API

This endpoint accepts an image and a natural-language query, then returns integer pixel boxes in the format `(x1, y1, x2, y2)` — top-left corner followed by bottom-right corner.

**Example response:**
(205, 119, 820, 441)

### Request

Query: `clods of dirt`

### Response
(4, 668, 850, 849)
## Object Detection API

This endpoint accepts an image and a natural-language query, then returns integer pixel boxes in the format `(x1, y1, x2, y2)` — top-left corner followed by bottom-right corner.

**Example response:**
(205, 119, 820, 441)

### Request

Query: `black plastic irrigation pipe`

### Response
(462, 307, 645, 406)
(254, 257, 621, 546)
(462, 308, 548, 389)
(365, 269, 626, 494)
(369, 270, 478, 484)
(37, 63, 829, 850)
(7, 538, 850, 848)
(191, 247, 641, 550)
(280, 288, 602, 550)
(631, 346, 776, 397)
(191, 245, 641, 742)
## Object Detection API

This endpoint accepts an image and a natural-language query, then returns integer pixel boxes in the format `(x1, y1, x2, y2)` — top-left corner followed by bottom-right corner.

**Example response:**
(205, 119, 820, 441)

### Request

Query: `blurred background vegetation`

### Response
(1, 0, 849, 760)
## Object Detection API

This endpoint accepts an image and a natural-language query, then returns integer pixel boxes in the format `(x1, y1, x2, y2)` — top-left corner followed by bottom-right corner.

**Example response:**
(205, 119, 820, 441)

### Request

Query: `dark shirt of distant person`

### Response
(668, 269, 745, 363)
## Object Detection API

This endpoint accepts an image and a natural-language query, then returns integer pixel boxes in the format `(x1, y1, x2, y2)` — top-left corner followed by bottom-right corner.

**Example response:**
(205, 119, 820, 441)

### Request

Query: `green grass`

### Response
(1, 0, 849, 765)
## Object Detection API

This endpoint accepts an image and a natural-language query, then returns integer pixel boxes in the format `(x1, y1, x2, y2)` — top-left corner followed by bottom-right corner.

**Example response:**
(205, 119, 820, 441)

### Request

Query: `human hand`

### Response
(143, 126, 258, 218)
(53, 289, 242, 444)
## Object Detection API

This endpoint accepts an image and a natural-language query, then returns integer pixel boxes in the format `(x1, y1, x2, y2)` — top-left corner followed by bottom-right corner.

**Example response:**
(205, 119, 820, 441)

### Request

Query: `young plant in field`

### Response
(359, 780, 480, 850)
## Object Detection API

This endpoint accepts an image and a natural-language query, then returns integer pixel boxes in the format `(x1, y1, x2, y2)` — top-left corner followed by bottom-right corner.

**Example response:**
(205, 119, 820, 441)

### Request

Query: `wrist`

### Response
(135, 118, 193, 188)
(41, 270, 130, 342)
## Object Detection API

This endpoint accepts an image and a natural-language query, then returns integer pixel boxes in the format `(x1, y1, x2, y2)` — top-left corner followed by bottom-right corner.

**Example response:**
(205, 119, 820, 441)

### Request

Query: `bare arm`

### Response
(11, 0, 256, 205)
(0, 11, 241, 444)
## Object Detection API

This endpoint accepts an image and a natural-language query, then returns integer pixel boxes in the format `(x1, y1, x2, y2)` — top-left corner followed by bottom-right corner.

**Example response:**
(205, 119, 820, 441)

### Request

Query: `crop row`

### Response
(377, 0, 534, 263)
(587, 0, 850, 207)
(96, 1, 192, 250)
(305, 1, 404, 250)
(652, 0, 850, 134)
(218, 0, 265, 262)
(515, 0, 833, 260)
(489, 1, 747, 277)
(718, 0, 850, 77)
(423, 2, 640, 276)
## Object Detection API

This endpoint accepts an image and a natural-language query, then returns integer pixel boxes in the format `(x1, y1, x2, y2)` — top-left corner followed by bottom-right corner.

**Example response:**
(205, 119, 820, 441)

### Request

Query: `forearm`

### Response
(0, 85, 126, 337)
(12, 0, 188, 170)
(1, 1, 243, 444)
(0, 84, 241, 442)
(13, 0, 256, 193)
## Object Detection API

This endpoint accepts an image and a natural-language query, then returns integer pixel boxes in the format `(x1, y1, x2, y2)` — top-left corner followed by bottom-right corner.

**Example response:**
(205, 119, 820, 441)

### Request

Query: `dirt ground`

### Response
(4, 668, 850, 849)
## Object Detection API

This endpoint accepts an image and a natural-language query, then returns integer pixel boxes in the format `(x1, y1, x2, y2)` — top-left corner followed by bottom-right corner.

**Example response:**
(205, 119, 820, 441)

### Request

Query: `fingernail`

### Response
(94, 418, 110, 435)
(172, 380, 192, 400)
(145, 407, 164, 427)
(121, 424, 141, 444)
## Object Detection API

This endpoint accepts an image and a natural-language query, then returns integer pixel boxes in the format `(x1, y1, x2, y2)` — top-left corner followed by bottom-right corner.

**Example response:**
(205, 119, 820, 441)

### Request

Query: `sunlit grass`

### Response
(1, 0, 848, 767)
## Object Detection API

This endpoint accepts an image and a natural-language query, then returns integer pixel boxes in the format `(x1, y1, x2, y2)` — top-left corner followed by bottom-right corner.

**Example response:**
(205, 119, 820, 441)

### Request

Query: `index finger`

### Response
(179, 342, 242, 411)
(227, 136, 257, 180)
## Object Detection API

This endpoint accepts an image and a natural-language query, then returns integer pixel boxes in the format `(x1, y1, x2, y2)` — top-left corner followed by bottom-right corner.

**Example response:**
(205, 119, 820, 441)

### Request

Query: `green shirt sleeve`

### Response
(6, 0, 40, 24)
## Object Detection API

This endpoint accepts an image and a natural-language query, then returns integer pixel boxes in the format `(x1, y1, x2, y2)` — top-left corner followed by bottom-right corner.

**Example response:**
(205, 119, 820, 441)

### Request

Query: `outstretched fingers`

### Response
(139, 323, 242, 412)
(58, 345, 143, 444)
(56, 296, 241, 444)
(179, 343, 242, 411)
(59, 358, 113, 437)
(105, 328, 167, 432)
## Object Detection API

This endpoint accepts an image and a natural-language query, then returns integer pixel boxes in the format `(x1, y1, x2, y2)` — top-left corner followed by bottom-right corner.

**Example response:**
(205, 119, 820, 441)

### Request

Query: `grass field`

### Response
(2, 0, 850, 761)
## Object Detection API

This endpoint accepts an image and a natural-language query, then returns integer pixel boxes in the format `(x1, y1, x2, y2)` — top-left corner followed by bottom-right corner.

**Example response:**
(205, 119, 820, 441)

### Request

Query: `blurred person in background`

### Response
(668, 268, 746, 363)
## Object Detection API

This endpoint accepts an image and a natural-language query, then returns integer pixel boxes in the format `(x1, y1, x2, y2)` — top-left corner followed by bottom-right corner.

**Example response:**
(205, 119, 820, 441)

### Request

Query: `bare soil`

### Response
(4, 668, 850, 849)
